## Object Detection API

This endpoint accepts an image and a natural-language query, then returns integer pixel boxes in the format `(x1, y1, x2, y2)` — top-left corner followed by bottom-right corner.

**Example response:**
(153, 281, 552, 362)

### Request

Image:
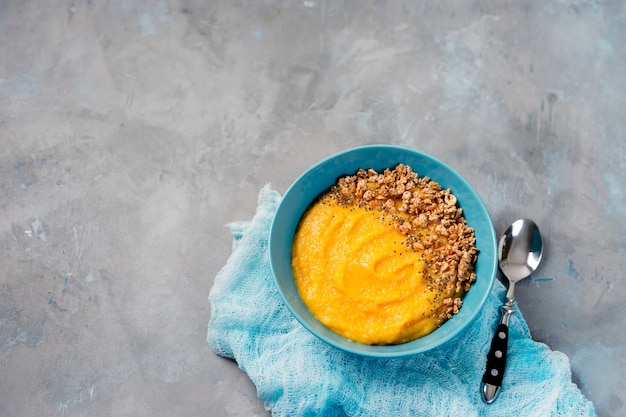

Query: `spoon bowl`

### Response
(498, 219, 544, 302)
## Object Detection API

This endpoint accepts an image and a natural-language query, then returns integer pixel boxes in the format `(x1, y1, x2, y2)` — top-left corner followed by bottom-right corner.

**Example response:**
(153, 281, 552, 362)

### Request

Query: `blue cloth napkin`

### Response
(208, 185, 597, 417)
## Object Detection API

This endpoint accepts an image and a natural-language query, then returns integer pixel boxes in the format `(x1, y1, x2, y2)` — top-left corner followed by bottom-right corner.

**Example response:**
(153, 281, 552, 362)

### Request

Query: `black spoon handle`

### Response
(482, 323, 509, 387)
(481, 304, 515, 403)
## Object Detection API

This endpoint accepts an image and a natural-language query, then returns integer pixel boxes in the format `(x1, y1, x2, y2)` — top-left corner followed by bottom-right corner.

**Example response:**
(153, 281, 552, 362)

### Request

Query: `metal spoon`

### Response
(481, 219, 544, 403)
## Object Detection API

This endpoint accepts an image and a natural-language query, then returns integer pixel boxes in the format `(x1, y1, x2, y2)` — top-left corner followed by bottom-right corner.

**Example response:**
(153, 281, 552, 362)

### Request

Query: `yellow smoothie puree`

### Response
(291, 164, 478, 345)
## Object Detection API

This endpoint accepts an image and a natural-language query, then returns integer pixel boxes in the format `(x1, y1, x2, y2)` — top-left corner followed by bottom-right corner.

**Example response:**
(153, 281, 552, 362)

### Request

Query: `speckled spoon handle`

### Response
(481, 304, 514, 403)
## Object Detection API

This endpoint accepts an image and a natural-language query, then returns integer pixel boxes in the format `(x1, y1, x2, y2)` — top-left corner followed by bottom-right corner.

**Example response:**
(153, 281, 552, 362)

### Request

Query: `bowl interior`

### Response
(269, 145, 497, 357)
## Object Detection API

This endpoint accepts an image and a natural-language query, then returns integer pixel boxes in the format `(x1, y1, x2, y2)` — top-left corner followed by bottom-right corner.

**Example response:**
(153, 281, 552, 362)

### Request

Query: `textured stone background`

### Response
(1, 1, 624, 416)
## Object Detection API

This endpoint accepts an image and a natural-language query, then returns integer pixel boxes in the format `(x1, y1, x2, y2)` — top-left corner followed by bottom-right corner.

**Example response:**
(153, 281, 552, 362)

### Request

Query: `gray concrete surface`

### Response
(1, 1, 624, 416)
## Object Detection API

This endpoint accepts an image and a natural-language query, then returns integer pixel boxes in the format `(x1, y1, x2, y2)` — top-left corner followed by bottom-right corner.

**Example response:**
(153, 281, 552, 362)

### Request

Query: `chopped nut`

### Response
(444, 192, 457, 206)
(383, 199, 396, 213)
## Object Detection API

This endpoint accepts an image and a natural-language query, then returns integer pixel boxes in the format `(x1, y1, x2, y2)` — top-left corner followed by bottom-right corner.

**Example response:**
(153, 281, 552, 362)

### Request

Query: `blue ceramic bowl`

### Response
(269, 145, 497, 357)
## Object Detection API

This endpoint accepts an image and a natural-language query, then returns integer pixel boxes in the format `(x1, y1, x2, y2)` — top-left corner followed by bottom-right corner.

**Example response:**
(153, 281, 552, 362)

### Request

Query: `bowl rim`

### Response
(269, 144, 497, 358)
